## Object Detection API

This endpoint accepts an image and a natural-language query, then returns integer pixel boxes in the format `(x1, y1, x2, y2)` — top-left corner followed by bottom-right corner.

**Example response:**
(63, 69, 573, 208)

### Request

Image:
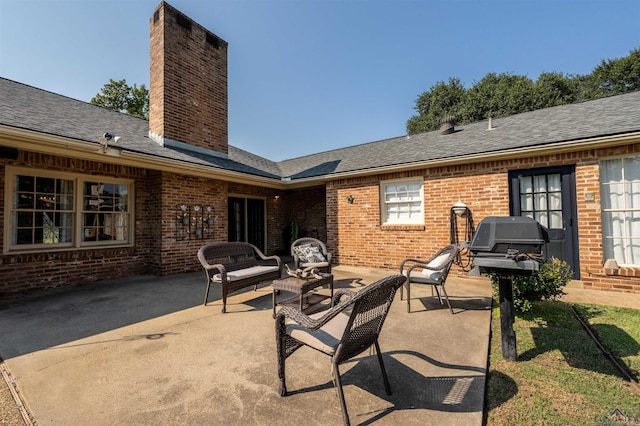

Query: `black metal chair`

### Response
(275, 274, 406, 426)
(399, 244, 458, 314)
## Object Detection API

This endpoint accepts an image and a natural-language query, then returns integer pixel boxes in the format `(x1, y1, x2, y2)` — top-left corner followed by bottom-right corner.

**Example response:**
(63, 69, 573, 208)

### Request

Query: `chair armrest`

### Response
(331, 288, 357, 305)
(203, 263, 227, 281)
(276, 295, 355, 331)
(400, 258, 428, 272)
(252, 245, 282, 268)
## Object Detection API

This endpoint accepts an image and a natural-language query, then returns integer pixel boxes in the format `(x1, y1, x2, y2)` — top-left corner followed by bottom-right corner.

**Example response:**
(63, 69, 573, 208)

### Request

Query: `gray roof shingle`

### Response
(2, 77, 639, 183)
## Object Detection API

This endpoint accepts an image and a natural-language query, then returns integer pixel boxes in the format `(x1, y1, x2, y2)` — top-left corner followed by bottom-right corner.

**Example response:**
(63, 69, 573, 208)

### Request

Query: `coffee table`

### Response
(272, 273, 334, 318)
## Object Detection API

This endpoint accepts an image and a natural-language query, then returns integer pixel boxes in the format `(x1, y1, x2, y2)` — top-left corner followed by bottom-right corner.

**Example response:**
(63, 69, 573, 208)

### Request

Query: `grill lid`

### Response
(469, 216, 548, 257)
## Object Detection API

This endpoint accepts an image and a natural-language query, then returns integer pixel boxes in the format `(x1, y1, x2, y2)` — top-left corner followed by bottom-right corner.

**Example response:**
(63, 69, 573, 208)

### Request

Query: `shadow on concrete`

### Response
(0, 273, 373, 360)
(0, 273, 206, 359)
(408, 295, 493, 315)
(284, 349, 487, 424)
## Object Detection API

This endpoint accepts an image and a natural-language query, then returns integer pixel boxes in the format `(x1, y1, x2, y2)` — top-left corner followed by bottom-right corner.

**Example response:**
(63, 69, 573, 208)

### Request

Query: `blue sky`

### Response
(1, 0, 638, 161)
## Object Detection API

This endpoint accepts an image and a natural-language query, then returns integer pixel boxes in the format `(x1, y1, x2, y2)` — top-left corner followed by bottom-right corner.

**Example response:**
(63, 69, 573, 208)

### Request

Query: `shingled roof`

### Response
(1, 77, 639, 185)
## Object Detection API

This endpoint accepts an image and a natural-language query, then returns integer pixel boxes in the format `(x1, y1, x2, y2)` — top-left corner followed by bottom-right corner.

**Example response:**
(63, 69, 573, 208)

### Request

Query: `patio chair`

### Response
(291, 237, 332, 273)
(275, 274, 406, 426)
(399, 244, 458, 314)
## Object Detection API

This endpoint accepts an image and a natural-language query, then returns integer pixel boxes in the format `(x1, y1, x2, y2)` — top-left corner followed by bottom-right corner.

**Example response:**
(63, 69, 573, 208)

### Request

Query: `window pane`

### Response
(520, 194, 533, 211)
(35, 177, 55, 194)
(624, 157, 640, 181)
(626, 181, 640, 209)
(17, 211, 33, 227)
(16, 228, 33, 245)
(16, 193, 34, 209)
(550, 211, 563, 229)
(519, 176, 532, 194)
(534, 175, 547, 192)
(549, 192, 562, 210)
(547, 174, 561, 192)
(17, 175, 34, 192)
(534, 193, 547, 210)
(57, 195, 74, 210)
(601, 159, 622, 182)
(535, 211, 548, 228)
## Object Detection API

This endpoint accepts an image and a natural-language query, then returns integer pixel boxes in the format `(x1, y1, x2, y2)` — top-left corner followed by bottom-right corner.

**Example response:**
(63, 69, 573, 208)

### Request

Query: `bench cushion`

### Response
(212, 265, 280, 282)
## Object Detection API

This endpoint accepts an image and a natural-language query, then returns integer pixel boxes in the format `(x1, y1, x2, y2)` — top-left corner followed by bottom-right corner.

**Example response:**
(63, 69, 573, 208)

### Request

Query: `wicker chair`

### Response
(399, 244, 458, 314)
(290, 237, 332, 273)
(275, 274, 406, 426)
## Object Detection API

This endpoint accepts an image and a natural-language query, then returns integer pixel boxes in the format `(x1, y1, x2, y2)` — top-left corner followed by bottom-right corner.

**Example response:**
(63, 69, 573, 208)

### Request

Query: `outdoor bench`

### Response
(198, 242, 283, 313)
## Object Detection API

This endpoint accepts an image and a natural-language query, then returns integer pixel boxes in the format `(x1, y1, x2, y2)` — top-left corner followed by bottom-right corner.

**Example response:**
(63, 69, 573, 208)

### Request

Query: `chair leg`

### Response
(203, 282, 210, 306)
(440, 285, 454, 314)
(433, 286, 443, 304)
(406, 281, 411, 313)
(276, 317, 288, 396)
(332, 362, 350, 426)
(277, 349, 287, 396)
(374, 341, 392, 395)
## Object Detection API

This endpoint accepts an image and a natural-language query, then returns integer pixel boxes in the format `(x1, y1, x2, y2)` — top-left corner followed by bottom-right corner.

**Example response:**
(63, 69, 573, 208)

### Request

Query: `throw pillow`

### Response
(294, 243, 327, 263)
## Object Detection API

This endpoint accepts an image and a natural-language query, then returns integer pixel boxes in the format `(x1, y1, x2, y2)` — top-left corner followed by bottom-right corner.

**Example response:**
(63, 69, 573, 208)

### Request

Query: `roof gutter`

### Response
(282, 131, 640, 188)
(0, 125, 287, 189)
(2, 125, 639, 190)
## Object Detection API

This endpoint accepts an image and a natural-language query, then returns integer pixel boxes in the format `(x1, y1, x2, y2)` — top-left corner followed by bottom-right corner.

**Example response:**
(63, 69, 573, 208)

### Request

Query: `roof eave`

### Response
(0, 125, 287, 189)
(285, 131, 640, 186)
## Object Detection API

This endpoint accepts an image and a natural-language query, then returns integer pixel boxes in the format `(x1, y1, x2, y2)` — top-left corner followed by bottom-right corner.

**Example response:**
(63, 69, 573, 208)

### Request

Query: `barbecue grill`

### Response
(468, 216, 550, 361)
(469, 216, 548, 276)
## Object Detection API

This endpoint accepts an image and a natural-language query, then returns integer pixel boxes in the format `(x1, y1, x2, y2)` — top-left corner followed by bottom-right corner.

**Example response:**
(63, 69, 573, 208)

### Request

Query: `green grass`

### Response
(486, 300, 640, 425)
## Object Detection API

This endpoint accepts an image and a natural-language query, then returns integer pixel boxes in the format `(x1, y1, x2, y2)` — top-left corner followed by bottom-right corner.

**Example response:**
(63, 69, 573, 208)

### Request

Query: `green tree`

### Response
(463, 73, 535, 123)
(582, 48, 640, 99)
(533, 71, 578, 109)
(406, 48, 639, 135)
(406, 77, 466, 134)
(91, 79, 149, 120)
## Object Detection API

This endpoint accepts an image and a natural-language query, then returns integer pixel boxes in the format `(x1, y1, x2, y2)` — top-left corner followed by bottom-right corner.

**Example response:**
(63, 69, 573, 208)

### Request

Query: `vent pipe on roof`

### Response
(439, 115, 456, 135)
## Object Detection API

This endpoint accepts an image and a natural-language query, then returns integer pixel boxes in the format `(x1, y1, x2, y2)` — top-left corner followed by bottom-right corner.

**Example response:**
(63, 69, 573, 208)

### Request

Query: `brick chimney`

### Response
(149, 2, 229, 155)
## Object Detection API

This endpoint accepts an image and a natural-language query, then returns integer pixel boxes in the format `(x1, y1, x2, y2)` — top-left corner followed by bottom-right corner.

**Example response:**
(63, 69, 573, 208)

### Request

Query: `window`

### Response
(6, 168, 133, 252)
(380, 178, 424, 225)
(518, 173, 563, 229)
(600, 156, 640, 266)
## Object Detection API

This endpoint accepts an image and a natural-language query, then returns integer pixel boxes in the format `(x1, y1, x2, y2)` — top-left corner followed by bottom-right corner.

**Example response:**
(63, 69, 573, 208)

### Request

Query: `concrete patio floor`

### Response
(0, 266, 494, 425)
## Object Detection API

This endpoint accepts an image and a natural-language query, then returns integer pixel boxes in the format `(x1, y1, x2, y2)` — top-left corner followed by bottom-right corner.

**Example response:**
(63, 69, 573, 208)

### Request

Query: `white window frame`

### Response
(4, 167, 135, 254)
(600, 155, 640, 266)
(380, 177, 424, 225)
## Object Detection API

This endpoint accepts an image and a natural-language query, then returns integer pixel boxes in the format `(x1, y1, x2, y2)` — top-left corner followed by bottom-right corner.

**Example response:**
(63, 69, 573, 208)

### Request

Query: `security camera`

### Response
(114, 136, 122, 144)
(103, 133, 113, 141)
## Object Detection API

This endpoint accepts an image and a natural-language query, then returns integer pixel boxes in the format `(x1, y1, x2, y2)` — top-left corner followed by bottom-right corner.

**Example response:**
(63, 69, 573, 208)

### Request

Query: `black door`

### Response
(228, 197, 265, 252)
(509, 166, 580, 278)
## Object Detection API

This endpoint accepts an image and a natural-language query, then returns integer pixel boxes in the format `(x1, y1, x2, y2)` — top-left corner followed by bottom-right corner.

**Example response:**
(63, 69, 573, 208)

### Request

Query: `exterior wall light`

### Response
(452, 200, 468, 217)
(346, 195, 355, 204)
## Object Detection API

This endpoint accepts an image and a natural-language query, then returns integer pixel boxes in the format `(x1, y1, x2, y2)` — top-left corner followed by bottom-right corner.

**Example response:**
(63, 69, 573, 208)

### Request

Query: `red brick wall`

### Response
(226, 184, 327, 255)
(149, 2, 228, 154)
(327, 144, 640, 293)
(576, 144, 640, 292)
(289, 186, 327, 242)
(0, 152, 295, 294)
(0, 152, 154, 294)
(157, 172, 228, 275)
